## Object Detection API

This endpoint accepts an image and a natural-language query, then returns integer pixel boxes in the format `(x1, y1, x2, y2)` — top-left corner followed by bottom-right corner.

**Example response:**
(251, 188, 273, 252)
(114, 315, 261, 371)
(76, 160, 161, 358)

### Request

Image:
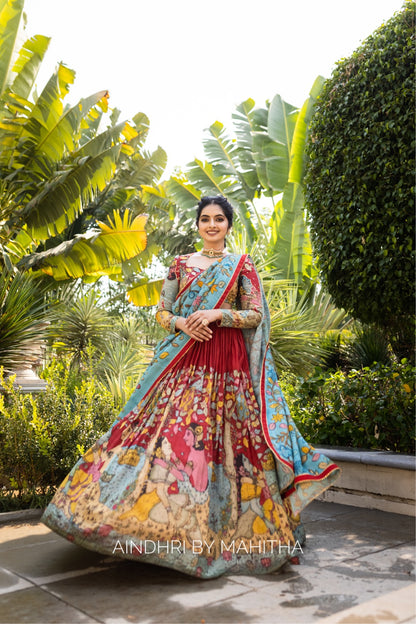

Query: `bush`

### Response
(0, 359, 119, 509)
(280, 359, 415, 453)
(305, 3, 415, 346)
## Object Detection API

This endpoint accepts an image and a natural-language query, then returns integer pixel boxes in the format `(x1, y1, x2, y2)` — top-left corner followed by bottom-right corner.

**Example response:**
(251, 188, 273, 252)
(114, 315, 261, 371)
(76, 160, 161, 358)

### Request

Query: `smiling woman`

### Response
(42, 195, 340, 578)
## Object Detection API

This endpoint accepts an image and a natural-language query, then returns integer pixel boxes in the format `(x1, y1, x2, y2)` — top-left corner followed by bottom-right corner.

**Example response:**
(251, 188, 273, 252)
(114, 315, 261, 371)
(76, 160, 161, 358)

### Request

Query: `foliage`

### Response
(280, 359, 415, 453)
(49, 290, 111, 368)
(305, 4, 415, 344)
(0, 359, 119, 506)
(341, 324, 392, 370)
(0, 268, 49, 372)
(96, 315, 152, 404)
(137, 77, 325, 306)
(0, 0, 164, 284)
(267, 281, 349, 376)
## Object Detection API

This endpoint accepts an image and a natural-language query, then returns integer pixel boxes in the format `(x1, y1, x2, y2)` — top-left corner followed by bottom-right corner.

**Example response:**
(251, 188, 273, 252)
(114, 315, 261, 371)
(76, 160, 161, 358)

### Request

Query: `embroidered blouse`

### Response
(156, 254, 263, 333)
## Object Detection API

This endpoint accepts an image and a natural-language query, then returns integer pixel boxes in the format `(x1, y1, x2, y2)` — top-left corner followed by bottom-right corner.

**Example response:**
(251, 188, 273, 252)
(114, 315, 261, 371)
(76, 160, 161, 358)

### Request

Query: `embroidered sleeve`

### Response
(155, 258, 180, 333)
(219, 256, 263, 328)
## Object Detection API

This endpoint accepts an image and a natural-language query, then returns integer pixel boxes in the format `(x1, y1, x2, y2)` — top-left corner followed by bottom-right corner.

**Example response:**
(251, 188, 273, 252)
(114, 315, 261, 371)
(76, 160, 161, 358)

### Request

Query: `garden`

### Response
(0, 0, 414, 511)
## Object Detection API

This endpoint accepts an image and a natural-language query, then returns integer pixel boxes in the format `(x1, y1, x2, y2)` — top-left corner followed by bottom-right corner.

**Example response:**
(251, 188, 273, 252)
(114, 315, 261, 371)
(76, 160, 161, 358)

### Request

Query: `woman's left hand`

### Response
(185, 309, 222, 332)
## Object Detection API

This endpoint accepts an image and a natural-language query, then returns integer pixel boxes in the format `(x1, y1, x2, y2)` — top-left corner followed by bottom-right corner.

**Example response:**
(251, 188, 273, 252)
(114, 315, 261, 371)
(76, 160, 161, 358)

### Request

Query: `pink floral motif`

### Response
(41, 252, 340, 580)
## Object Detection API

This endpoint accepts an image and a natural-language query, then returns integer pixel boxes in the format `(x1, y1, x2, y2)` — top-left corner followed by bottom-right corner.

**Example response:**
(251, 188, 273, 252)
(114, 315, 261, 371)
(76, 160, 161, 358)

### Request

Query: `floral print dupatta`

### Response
(42, 252, 339, 578)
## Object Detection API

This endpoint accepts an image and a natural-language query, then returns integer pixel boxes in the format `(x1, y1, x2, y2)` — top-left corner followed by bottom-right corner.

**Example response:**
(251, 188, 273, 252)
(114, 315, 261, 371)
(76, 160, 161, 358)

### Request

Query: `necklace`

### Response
(201, 248, 225, 258)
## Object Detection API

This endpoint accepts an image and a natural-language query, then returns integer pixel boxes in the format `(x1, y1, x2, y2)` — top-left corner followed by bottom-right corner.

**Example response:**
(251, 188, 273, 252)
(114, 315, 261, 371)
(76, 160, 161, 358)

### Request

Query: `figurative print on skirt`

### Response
(42, 253, 340, 578)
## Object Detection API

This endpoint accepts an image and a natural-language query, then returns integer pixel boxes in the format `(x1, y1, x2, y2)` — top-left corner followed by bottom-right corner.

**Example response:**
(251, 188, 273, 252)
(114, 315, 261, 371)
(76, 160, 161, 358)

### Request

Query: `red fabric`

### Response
(178, 325, 249, 374)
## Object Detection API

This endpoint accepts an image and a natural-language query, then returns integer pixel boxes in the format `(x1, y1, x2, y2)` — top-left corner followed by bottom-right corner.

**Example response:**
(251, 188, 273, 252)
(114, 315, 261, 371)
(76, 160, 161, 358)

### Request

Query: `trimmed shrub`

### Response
(305, 3, 415, 349)
(280, 359, 415, 453)
(0, 359, 119, 508)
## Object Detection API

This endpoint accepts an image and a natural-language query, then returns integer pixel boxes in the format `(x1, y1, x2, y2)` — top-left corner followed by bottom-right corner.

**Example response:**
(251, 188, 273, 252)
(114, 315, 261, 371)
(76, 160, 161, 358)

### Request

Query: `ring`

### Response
(201, 319, 209, 326)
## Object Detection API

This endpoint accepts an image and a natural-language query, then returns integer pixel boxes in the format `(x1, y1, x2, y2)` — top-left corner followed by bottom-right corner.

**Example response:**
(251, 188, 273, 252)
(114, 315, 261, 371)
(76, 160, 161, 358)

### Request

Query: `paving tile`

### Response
(216, 564, 415, 623)
(320, 582, 416, 624)
(302, 501, 362, 523)
(324, 540, 415, 584)
(226, 563, 300, 590)
(0, 527, 115, 583)
(0, 521, 51, 549)
(0, 586, 97, 623)
(192, 583, 357, 623)
(0, 502, 414, 624)
(0, 567, 33, 596)
(300, 508, 414, 566)
(41, 561, 254, 624)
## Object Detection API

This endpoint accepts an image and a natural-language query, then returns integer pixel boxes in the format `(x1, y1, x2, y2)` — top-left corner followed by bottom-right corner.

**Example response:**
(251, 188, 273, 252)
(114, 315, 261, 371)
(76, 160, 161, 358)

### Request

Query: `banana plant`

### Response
(270, 76, 325, 283)
(17, 211, 148, 280)
(0, 0, 166, 282)
(148, 77, 325, 289)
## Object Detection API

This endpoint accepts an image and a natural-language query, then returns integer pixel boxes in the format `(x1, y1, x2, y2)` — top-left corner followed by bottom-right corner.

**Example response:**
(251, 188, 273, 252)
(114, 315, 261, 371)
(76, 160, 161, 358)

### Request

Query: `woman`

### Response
(42, 195, 340, 578)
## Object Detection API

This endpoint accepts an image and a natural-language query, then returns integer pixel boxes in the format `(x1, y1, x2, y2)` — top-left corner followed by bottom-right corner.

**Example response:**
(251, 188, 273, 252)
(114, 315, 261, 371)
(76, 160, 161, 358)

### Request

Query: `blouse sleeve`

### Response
(155, 258, 180, 333)
(219, 256, 263, 329)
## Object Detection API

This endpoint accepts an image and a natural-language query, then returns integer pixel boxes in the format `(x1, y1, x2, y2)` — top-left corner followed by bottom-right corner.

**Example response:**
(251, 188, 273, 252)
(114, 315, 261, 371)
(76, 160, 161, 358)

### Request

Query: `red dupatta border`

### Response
(257, 314, 339, 492)
(141, 254, 247, 403)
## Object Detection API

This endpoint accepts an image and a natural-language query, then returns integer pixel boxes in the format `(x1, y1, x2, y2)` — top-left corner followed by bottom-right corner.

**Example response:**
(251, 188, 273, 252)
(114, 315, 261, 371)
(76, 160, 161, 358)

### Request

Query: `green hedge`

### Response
(0, 359, 119, 510)
(281, 359, 415, 453)
(305, 3, 415, 337)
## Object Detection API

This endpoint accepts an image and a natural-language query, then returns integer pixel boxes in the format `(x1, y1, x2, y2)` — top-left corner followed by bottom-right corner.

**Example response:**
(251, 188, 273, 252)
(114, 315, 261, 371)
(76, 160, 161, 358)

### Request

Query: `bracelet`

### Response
(170, 315, 179, 333)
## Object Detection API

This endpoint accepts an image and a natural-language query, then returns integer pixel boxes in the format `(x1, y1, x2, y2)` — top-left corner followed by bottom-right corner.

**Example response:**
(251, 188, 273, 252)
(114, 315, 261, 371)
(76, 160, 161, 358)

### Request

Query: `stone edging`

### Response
(316, 447, 415, 516)
(316, 447, 416, 471)
(0, 508, 44, 525)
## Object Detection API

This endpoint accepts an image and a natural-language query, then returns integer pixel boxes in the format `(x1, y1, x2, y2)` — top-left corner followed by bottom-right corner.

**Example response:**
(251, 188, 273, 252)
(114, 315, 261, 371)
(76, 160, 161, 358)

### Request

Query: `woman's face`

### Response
(184, 429, 195, 447)
(161, 437, 172, 459)
(197, 204, 230, 248)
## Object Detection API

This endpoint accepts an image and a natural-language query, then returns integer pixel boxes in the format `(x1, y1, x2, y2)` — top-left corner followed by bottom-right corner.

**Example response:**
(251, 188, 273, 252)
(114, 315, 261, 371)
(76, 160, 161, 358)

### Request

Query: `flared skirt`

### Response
(42, 326, 306, 578)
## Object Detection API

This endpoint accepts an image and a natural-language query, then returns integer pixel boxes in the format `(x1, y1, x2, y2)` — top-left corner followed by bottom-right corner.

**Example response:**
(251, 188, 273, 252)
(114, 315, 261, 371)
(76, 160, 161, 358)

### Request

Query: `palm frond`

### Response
(268, 282, 348, 375)
(0, 268, 49, 372)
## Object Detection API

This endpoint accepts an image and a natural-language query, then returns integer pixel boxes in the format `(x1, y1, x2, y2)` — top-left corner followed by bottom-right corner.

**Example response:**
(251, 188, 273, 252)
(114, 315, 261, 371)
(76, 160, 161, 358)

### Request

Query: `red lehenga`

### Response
(42, 254, 340, 578)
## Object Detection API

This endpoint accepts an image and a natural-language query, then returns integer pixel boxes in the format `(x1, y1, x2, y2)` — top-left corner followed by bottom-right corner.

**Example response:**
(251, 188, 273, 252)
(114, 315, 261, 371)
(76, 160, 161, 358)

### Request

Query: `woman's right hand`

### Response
(175, 317, 212, 342)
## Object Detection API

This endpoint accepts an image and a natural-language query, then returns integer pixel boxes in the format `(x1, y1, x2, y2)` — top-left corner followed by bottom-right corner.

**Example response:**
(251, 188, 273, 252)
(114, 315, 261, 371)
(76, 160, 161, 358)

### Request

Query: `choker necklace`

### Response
(201, 248, 225, 258)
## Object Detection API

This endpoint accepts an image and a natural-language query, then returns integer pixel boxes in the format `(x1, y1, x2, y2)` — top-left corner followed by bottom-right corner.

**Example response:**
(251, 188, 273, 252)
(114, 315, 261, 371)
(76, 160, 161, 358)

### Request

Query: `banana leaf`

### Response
(22, 144, 121, 239)
(127, 278, 164, 307)
(0, 0, 24, 97)
(18, 211, 147, 280)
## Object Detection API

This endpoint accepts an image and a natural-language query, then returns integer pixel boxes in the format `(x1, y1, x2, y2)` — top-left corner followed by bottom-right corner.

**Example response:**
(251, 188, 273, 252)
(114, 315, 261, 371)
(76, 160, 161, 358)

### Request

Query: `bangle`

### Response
(170, 315, 179, 333)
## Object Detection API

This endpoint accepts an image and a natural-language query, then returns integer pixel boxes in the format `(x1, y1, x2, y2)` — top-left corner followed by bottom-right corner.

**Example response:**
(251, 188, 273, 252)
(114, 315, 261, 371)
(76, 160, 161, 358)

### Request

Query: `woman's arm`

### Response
(155, 258, 180, 333)
(155, 258, 213, 341)
(219, 256, 263, 329)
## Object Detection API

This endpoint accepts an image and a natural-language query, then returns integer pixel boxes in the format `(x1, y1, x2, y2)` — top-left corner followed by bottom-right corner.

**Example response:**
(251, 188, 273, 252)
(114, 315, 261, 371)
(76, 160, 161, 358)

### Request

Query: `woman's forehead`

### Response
(200, 204, 224, 216)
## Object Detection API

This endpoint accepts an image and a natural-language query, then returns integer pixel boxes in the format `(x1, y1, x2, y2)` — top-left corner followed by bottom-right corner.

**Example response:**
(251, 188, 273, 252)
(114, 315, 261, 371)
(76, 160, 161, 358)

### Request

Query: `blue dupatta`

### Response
(117, 253, 339, 515)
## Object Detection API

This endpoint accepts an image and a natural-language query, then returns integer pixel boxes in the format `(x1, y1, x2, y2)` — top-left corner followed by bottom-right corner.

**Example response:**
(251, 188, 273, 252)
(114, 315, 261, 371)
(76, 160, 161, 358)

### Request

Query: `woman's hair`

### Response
(187, 423, 205, 451)
(195, 196, 234, 228)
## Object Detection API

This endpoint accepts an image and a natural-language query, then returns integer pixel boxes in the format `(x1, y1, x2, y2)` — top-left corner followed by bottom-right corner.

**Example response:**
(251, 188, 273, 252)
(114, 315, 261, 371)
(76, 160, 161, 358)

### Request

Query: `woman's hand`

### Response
(175, 309, 222, 341)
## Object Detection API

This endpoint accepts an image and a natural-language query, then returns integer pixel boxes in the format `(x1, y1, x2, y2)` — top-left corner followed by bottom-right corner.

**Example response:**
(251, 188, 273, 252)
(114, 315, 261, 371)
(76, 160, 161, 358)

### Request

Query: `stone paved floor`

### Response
(0, 501, 414, 624)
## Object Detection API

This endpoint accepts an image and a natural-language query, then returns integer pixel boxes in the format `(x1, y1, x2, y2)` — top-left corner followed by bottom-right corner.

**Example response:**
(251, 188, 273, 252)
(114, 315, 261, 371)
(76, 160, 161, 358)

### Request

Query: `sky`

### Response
(24, 0, 404, 175)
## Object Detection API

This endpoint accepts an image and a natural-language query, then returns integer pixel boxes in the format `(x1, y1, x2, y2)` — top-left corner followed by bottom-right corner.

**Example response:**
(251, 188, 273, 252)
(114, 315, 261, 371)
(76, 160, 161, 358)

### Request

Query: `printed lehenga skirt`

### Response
(43, 326, 309, 578)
